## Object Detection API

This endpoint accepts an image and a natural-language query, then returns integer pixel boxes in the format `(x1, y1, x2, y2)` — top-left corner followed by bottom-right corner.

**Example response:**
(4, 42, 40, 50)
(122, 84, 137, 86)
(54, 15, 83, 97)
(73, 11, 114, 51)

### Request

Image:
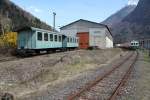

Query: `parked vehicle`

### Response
(16, 27, 79, 56)
(116, 40, 139, 50)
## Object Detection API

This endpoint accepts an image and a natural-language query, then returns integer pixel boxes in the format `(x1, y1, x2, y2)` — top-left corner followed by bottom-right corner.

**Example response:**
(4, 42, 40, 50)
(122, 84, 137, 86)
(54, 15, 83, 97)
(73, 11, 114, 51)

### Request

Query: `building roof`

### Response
(60, 19, 113, 37)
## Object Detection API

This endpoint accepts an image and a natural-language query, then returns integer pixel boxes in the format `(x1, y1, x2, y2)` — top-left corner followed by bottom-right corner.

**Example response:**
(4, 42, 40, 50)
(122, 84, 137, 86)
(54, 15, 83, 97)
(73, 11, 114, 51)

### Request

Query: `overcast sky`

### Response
(10, 0, 139, 29)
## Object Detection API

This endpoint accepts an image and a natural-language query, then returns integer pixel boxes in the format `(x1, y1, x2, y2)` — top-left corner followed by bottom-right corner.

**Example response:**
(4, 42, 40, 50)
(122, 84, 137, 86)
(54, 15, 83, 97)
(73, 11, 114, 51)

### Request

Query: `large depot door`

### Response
(77, 32, 89, 49)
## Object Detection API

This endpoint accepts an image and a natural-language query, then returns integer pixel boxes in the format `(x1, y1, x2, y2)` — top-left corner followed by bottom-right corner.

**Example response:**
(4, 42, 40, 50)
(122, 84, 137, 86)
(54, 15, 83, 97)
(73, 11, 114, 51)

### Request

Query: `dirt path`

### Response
(116, 50, 150, 100)
(134, 51, 150, 100)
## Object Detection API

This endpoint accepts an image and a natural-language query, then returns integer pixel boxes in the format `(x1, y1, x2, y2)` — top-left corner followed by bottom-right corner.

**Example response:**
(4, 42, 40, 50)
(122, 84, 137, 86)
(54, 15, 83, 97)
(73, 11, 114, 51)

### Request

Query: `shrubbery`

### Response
(0, 32, 17, 48)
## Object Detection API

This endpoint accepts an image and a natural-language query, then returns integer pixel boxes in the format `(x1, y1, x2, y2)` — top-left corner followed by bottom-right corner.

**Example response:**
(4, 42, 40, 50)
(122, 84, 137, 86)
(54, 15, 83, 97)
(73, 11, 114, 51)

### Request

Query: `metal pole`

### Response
(53, 12, 56, 32)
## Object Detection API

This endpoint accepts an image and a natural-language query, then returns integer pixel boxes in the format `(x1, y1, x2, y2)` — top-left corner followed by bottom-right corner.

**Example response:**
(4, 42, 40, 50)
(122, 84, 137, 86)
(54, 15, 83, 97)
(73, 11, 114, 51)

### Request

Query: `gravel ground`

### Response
(17, 50, 129, 100)
(76, 52, 135, 100)
(116, 50, 150, 100)
(0, 48, 124, 100)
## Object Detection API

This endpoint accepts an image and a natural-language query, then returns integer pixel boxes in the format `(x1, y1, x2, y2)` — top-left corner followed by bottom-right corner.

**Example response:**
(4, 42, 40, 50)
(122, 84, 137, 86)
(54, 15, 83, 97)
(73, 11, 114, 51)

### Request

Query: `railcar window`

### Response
(77, 39, 79, 43)
(44, 33, 48, 41)
(131, 43, 134, 45)
(73, 38, 74, 43)
(54, 35, 57, 42)
(59, 36, 62, 42)
(37, 32, 42, 41)
(50, 34, 53, 41)
(67, 37, 69, 42)
(70, 38, 72, 43)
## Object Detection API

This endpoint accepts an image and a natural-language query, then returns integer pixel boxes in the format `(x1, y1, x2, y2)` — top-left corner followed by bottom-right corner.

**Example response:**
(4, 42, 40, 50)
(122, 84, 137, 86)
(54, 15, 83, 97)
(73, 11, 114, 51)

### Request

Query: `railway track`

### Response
(0, 57, 19, 63)
(0, 50, 76, 63)
(67, 51, 138, 100)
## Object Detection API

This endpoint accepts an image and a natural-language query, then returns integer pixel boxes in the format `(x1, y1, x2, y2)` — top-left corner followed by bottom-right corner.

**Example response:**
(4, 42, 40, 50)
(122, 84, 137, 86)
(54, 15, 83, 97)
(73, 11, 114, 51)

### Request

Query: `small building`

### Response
(139, 39, 150, 49)
(60, 19, 113, 49)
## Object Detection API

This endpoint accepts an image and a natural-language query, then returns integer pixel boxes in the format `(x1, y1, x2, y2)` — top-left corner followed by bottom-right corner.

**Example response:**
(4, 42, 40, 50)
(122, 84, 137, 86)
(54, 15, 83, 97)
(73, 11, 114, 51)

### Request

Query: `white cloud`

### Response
(29, 6, 43, 13)
(128, 0, 139, 5)
(25, 6, 43, 13)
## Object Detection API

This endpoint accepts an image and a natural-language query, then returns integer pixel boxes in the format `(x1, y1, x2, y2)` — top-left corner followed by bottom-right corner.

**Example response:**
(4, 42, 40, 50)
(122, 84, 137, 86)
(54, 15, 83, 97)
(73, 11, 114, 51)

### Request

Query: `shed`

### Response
(60, 19, 113, 49)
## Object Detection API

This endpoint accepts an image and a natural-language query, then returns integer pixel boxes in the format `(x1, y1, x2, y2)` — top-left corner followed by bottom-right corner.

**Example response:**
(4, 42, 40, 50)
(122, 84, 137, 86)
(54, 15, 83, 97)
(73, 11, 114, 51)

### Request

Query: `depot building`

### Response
(60, 19, 113, 49)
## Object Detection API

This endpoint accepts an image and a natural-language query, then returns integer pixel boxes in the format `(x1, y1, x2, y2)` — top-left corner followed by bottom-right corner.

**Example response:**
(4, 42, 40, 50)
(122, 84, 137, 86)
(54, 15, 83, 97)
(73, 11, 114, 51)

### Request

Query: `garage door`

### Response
(77, 32, 89, 49)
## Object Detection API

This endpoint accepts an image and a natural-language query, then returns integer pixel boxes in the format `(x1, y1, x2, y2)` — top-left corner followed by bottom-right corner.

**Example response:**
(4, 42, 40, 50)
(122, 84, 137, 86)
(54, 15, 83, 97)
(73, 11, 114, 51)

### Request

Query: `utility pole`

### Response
(53, 12, 56, 32)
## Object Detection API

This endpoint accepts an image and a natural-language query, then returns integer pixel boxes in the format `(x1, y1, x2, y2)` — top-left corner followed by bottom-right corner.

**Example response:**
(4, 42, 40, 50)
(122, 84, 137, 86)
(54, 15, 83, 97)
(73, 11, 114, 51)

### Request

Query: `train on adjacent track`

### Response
(116, 40, 139, 50)
(16, 27, 79, 56)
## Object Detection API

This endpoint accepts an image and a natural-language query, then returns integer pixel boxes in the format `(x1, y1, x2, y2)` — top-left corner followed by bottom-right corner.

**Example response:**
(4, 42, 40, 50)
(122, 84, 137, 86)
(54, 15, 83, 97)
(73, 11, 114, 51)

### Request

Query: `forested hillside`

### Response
(0, 0, 52, 35)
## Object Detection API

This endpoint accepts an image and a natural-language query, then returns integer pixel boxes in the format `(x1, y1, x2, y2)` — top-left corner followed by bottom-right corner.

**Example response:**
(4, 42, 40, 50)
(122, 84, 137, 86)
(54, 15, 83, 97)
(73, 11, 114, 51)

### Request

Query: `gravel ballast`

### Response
(0, 48, 124, 100)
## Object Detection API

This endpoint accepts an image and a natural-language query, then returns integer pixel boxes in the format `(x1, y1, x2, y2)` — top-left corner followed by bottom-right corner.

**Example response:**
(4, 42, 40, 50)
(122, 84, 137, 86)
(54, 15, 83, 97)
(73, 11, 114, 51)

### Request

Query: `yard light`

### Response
(53, 12, 56, 32)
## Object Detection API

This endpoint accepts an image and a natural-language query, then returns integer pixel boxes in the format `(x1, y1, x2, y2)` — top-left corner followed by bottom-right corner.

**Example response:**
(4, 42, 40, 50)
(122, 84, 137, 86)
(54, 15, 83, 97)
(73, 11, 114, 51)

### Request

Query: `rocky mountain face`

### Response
(0, 0, 52, 34)
(102, 5, 136, 27)
(121, 0, 150, 41)
(103, 0, 150, 43)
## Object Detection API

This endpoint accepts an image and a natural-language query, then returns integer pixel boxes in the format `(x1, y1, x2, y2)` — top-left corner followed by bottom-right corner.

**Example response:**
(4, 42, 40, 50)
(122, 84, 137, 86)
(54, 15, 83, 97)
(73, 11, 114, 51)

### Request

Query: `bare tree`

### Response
(0, 14, 5, 35)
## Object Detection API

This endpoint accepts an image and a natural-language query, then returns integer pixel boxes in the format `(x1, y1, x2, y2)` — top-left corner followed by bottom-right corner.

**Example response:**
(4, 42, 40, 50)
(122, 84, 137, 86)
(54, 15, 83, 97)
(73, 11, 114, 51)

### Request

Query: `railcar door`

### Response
(62, 35, 67, 48)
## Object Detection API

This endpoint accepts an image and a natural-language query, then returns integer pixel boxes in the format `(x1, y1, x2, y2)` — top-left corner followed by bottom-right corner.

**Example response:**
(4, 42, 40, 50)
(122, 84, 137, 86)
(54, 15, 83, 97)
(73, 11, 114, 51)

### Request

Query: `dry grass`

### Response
(134, 51, 150, 100)
(0, 48, 122, 99)
(143, 50, 150, 62)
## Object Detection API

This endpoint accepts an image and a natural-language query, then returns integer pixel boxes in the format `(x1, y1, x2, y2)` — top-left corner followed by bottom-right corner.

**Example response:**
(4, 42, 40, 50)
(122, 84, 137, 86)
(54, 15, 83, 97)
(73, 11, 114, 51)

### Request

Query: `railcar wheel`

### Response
(1, 93, 14, 100)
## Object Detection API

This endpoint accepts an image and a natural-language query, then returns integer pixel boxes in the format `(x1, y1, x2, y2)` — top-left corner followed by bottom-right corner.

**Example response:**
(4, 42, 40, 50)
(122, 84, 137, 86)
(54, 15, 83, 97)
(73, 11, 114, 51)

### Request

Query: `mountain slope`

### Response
(0, 0, 52, 34)
(102, 5, 136, 27)
(103, 0, 150, 43)
(113, 0, 150, 43)
(123, 0, 150, 25)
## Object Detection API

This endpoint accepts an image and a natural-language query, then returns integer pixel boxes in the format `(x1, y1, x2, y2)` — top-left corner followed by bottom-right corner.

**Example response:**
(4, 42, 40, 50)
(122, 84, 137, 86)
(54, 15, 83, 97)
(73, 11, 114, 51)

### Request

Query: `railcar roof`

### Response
(16, 26, 62, 34)
(16, 26, 78, 38)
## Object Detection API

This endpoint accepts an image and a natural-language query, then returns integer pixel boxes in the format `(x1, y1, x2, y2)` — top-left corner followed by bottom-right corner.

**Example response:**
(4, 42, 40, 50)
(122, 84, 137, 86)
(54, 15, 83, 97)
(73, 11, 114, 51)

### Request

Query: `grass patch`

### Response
(143, 50, 150, 62)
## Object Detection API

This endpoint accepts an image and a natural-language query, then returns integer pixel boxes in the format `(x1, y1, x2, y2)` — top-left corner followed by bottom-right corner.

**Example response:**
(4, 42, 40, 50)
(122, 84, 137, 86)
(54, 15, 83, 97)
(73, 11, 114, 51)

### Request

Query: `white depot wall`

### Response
(60, 29, 77, 36)
(89, 28, 106, 48)
(106, 36, 113, 48)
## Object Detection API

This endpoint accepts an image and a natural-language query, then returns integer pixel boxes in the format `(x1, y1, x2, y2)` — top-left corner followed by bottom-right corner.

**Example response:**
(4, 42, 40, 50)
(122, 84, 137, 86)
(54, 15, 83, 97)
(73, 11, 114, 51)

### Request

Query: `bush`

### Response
(0, 32, 17, 48)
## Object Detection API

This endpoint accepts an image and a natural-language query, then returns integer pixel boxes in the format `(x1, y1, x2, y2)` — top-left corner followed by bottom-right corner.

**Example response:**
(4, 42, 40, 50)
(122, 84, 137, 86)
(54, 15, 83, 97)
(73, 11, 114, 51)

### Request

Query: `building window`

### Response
(50, 34, 53, 41)
(37, 32, 42, 41)
(44, 33, 48, 41)
(54, 35, 57, 42)
(59, 36, 62, 42)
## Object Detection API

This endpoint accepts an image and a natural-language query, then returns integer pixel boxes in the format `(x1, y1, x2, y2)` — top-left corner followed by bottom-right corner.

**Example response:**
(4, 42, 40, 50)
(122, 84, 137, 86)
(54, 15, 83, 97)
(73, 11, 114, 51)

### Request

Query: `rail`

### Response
(67, 51, 138, 100)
